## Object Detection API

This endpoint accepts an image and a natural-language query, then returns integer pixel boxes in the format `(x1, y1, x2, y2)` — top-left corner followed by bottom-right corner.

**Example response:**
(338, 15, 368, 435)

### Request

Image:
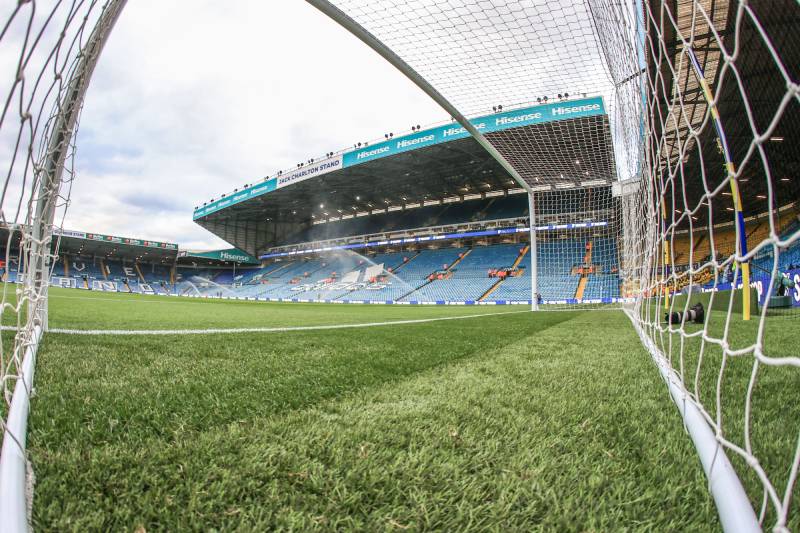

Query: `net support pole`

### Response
(660, 198, 670, 310)
(528, 192, 539, 311)
(305, 0, 533, 199)
(685, 47, 750, 320)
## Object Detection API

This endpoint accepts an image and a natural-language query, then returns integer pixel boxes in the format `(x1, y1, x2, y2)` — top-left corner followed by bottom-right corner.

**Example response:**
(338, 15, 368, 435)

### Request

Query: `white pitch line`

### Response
(48, 309, 530, 335)
(49, 294, 202, 305)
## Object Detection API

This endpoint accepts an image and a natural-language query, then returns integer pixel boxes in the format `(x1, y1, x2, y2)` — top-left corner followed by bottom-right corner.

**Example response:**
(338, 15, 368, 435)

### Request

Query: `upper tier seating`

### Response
(287, 195, 529, 245)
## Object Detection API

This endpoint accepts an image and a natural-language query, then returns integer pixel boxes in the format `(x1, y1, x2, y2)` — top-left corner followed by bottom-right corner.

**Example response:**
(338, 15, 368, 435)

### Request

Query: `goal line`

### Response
(38, 309, 531, 336)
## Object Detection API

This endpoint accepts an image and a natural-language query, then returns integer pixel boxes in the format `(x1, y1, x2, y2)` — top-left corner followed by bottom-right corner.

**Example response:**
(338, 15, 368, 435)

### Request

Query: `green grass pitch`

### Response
(20, 288, 798, 530)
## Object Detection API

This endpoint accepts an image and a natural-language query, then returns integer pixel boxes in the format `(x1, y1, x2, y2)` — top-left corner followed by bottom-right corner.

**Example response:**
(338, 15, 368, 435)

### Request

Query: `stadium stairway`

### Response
(478, 278, 504, 301)
(134, 262, 146, 283)
(575, 240, 592, 300)
(575, 276, 588, 300)
(262, 261, 297, 279)
(488, 274, 530, 301)
(691, 232, 706, 261)
(447, 249, 471, 270)
(478, 245, 529, 302)
(397, 248, 471, 301)
(511, 245, 529, 269)
(395, 280, 428, 302)
(387, 251, 420, 272)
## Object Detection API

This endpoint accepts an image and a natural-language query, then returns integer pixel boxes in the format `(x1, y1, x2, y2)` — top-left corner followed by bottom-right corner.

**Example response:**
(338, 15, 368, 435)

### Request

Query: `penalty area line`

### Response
(47, 309, 531, 335)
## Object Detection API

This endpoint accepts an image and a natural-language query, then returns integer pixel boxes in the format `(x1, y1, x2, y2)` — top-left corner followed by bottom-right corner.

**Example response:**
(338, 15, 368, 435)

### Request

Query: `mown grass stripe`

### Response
(30, 309, 722, 531)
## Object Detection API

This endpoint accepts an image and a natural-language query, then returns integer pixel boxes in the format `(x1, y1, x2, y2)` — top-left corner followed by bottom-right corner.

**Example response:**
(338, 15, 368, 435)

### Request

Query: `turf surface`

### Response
(44, 288, 522, 330)
(21, 289, 797, 530)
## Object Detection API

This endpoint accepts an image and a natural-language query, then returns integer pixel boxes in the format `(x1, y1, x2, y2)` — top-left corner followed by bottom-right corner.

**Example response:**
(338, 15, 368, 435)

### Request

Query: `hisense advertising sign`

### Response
(181, 248, 259, 264)
(343, 96, 605, 165)
(193, 96, 606, 220)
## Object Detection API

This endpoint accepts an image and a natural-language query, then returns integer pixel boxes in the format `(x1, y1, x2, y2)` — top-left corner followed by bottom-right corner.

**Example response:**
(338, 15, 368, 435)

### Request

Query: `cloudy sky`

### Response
(65, 1, 445, 249)
(2, 1, 626, 251)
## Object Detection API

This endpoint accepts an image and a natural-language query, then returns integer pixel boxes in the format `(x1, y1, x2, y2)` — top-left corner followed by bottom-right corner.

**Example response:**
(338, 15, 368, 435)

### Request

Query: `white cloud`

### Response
(67, 1, 445, 248)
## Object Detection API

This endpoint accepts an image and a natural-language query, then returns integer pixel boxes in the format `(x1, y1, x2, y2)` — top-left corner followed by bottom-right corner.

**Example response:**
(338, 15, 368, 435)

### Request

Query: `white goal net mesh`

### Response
(322, 0, 799, 528)
(322, 0, 635, 309)
(616, 0, 800, 530)
(0, 0, 125, 524)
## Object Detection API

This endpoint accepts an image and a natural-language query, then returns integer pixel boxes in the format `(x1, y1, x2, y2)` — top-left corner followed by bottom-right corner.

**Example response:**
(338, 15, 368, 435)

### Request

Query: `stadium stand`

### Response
(140, 263, 174, 294)
(17, 207, 796, 306)
(35, 236, 632, 302)
(4, 212, 797, 304)
(489, 274, 531, 302)
(584, 274, 621, 300)
(220, 239, 623, 303)
(753, 218, 800, 273)
(451, 244, 521, 277)
(3, 257, 19, 283)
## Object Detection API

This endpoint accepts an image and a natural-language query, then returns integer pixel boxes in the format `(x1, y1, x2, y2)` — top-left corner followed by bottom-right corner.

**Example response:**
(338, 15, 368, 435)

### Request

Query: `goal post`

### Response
(528, 191, 538, 311)
(0, 1, 127, 529)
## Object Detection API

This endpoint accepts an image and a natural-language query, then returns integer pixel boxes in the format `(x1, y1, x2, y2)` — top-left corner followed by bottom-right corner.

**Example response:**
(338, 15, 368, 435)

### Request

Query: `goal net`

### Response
(315, 0, 798, 528)
(624, 1, 800, 530)
(312, 0, 633, 310)
(0, 0, 126, 527)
